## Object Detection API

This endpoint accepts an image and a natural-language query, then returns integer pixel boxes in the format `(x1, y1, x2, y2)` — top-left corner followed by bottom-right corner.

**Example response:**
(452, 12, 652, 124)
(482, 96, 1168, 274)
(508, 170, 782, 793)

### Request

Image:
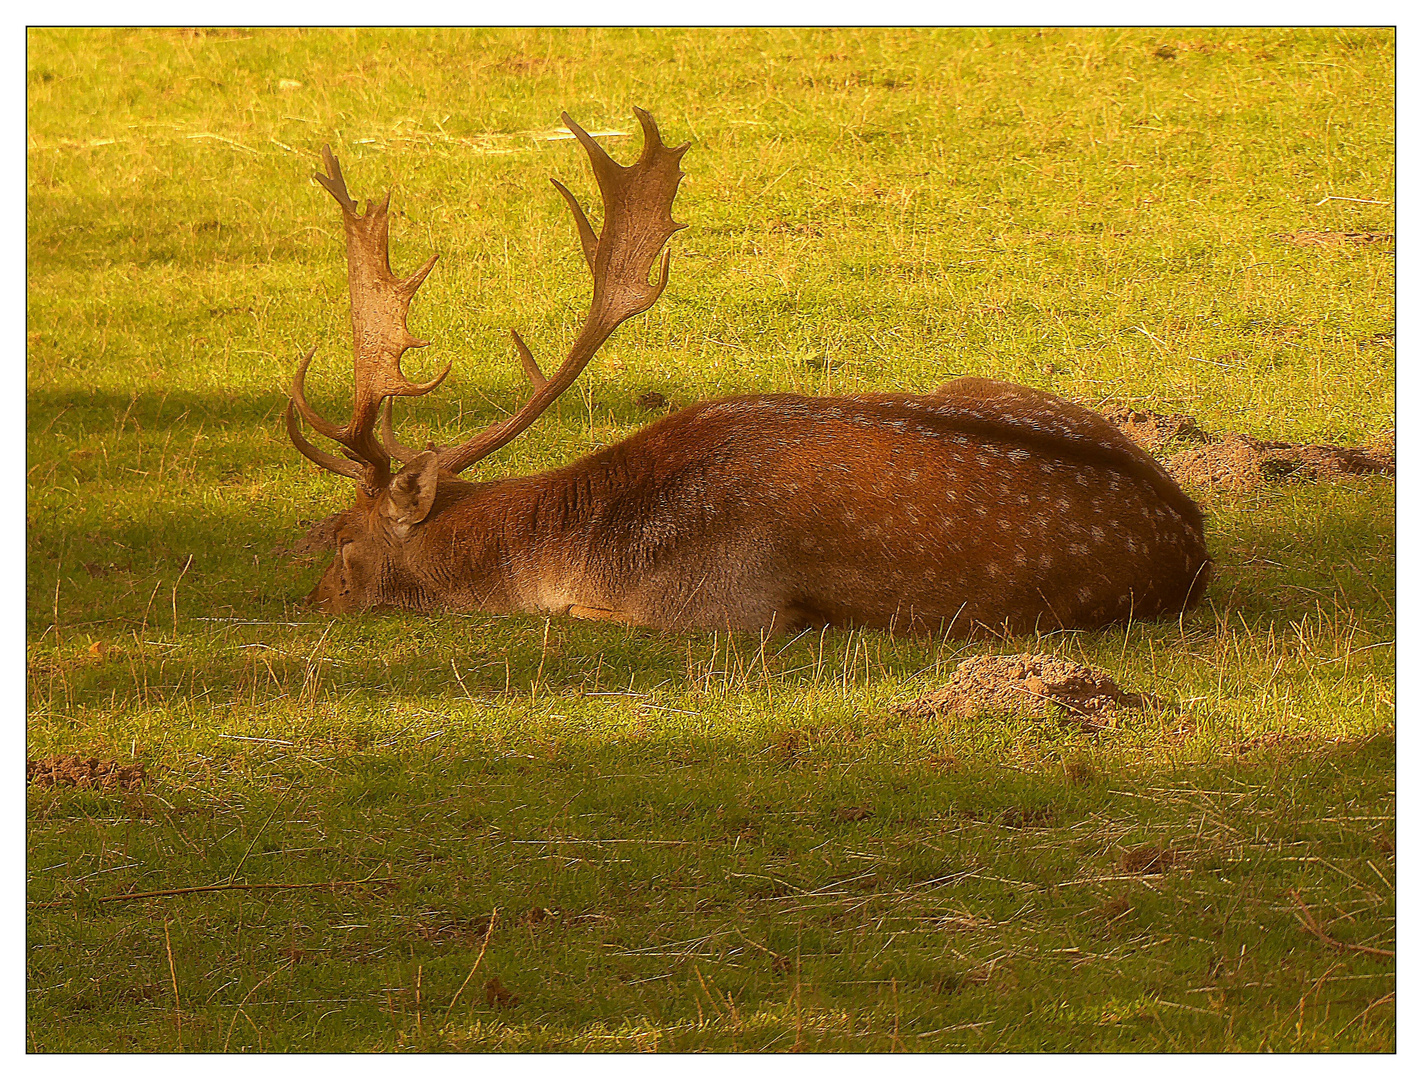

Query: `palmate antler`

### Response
(287, 109, 688, 491)
(286, 146, 449, 492)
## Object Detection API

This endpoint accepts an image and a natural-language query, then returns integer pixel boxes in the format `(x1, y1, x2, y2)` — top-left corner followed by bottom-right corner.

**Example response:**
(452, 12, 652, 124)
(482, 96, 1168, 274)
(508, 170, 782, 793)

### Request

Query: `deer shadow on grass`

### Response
(27, 379, 710, 448)
(35, 601, 935, 718)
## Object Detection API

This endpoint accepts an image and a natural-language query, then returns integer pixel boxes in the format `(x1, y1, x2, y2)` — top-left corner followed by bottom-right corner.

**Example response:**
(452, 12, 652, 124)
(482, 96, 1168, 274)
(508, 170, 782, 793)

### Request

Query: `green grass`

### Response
(27, 28, 1394, 1051)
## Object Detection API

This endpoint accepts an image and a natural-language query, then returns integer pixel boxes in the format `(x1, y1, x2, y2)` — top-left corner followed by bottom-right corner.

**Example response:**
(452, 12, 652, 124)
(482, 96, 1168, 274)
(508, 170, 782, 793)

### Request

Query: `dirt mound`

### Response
(1100, 406, 1212, 452)
(896, 654, 1159, 723)
(1168, 433, 1394, 490)
(1117, 844, 1179, 874)
(28, 755, 147, 792)
(1097, 403, 1393, 491)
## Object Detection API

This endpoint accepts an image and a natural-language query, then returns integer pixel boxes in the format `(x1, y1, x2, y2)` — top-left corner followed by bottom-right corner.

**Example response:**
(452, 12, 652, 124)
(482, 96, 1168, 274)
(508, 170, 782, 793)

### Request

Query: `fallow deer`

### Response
(286, 109, 1211, 635)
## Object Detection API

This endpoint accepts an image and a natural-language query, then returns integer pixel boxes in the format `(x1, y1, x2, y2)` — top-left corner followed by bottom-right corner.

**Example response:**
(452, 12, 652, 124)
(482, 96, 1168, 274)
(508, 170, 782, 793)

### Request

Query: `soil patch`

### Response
(82, 561, 132, 577)
(769, 729, 807, 767)
(895, 654, 1160, 724)
(1168, 434, 1394, 490)
(1117, 844, 1179, 875)
(1099, 405, 1212, 452)
(1234, 732, 1321, 756)
(484, 976, 519, 1008)
(1097, 404, 1393, 490)
(414, 913, 495, 946)
(28, 755, 147, 792)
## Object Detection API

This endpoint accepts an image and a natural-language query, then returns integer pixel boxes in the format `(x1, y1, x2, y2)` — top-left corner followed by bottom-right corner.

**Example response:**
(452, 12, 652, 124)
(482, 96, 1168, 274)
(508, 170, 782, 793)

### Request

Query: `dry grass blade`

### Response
(226, 788, 292, 885)
(28, 872, 391, 908)
(1288, 889, 1395, 959)
(223, 959, 295, 1052)
(164, 918, 182, 1051)
(445, 908, 499, 1020)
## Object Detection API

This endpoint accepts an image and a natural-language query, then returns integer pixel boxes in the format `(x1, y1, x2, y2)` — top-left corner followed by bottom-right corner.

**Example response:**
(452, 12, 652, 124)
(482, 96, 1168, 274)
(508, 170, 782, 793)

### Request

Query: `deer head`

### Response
(287, 110, 688, 612)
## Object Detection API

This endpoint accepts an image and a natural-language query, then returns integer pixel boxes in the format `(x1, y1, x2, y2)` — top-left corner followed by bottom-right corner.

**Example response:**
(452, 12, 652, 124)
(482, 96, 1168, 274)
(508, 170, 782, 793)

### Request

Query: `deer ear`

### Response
(385, 451, 440, 527)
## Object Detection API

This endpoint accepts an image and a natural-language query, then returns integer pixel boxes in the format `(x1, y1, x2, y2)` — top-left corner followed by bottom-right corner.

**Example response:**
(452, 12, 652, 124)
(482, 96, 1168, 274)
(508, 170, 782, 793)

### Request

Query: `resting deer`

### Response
(286, 109, 1211, 635)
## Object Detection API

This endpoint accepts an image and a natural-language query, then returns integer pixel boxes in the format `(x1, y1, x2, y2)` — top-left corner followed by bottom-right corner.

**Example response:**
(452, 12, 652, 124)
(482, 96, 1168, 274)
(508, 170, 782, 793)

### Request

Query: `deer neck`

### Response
(420, 459, 618, 614)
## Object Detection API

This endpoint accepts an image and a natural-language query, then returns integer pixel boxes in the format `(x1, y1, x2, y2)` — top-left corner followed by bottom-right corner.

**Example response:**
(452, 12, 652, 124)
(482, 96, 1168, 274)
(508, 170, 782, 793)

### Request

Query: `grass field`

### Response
(26, 27, 1395, 1051)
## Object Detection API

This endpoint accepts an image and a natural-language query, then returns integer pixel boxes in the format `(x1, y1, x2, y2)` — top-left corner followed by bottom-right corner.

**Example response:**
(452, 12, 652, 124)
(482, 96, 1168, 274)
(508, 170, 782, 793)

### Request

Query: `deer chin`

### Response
(307, 542, 377, 612)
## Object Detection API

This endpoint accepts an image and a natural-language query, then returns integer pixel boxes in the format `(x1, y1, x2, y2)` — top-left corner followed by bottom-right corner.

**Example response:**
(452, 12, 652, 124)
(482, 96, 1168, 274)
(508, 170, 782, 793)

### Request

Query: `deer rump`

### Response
(395, 380, 1212, 635)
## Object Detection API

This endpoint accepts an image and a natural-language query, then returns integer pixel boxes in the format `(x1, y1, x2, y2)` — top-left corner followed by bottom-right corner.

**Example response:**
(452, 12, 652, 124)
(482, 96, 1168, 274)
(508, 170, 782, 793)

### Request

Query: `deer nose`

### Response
(303, 574, 336, 611)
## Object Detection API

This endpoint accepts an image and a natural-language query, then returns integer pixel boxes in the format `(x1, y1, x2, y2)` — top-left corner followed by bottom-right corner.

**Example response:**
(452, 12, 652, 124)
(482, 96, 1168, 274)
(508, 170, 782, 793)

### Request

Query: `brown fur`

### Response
(306, 378, 1212, 635)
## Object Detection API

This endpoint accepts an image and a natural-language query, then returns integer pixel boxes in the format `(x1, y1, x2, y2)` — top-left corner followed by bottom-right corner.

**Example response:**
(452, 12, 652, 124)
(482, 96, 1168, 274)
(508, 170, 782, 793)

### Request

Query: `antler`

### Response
(286, 145, 449, 492)
(427, 108, 688, 474)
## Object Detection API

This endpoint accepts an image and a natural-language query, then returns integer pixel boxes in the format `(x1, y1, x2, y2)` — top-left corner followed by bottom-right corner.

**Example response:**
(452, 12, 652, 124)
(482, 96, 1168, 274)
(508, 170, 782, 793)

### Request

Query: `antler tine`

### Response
(379, 398, 430, 465)
(437, 110, 688, 475)
(286, 145, 451, 489)
(509, 329, 549, 391)
(289, 345, 346, 442)
(287, 398, 365, 480)
(315, 144, 358, 215)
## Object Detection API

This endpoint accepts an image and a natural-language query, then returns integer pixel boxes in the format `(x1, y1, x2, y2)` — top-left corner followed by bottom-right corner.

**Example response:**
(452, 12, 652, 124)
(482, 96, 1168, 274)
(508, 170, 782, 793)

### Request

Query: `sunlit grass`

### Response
(27, 27, 1393, 1051)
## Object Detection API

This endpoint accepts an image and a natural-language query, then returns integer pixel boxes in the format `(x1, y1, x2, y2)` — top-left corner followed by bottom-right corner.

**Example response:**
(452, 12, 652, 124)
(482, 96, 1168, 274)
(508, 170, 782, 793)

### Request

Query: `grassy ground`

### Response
(27, 28, 1394, 1051)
